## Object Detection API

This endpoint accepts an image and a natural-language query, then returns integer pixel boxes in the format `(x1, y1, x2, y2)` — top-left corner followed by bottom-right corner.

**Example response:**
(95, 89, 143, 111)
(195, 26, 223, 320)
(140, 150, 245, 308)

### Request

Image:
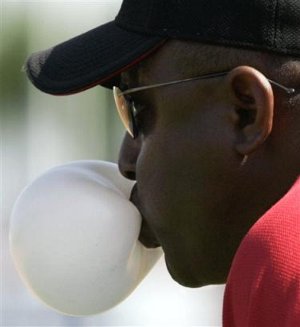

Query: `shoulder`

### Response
(223, 177, 300, 326)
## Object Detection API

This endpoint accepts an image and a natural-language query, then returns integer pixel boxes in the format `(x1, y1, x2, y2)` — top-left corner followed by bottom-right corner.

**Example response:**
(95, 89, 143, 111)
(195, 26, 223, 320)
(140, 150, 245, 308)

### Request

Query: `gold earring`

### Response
(240, 155, 248, 167)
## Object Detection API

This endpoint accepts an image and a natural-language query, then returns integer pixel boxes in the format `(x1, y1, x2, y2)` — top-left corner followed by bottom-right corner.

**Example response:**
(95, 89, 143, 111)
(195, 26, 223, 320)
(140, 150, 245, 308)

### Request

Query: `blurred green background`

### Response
(1, 2, 124, 207)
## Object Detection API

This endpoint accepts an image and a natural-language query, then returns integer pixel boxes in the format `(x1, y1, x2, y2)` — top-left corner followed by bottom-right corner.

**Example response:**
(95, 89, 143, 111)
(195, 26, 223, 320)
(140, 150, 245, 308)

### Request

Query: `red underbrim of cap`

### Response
(25, 21, 166, 95)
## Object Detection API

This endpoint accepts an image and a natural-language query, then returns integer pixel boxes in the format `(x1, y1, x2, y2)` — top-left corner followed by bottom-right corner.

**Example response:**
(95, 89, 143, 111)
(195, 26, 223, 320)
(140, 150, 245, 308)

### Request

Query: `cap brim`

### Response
(25, 21, 165, 95)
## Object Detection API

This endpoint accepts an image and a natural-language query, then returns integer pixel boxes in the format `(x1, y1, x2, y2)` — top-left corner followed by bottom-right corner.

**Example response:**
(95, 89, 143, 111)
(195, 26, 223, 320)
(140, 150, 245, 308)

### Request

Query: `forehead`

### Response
(121, 41, 221, 85)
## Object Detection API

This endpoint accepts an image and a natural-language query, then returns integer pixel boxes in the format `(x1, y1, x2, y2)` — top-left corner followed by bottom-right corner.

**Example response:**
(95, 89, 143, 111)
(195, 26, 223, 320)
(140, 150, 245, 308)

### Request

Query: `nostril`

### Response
(123, 171, 136, 180)
(118, 155, 137, 180)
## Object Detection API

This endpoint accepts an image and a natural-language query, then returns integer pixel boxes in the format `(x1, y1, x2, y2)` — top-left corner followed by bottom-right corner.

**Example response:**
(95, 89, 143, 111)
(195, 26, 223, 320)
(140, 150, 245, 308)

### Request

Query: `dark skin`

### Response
(118, 40, 300, 287)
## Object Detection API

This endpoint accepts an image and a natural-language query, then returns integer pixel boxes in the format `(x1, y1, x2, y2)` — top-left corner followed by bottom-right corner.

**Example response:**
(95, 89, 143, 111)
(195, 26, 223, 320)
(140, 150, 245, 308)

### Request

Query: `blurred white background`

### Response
(1, 1, 224, 326)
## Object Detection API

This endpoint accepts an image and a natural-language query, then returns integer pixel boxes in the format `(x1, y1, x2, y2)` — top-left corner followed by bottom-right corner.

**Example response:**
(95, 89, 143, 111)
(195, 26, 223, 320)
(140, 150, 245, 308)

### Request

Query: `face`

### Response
(118, 41, 253, 287)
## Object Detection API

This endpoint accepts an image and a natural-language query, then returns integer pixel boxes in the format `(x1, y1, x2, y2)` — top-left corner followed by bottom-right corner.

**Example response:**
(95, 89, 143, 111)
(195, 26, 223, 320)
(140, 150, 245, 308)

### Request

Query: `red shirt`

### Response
(223, 177, 300, 326)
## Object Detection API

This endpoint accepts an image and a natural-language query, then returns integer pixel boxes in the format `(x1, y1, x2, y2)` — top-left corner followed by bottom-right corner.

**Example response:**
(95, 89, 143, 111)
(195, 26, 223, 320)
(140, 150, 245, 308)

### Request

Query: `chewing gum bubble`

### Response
(10, 160, 162, 316)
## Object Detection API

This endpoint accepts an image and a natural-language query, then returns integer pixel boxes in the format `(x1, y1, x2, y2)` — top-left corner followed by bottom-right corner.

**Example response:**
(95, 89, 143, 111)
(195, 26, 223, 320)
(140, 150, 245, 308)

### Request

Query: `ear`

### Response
(226, 66, 274, 155)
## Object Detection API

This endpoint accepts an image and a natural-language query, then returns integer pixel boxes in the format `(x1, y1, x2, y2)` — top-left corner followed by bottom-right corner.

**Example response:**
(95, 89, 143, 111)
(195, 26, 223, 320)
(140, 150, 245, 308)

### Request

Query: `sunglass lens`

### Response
(113, 87, 134, 138)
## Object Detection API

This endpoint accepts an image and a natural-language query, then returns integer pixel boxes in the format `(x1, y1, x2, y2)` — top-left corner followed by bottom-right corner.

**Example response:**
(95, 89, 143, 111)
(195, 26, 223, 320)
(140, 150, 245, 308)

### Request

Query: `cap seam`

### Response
(115, 19, 162, 38)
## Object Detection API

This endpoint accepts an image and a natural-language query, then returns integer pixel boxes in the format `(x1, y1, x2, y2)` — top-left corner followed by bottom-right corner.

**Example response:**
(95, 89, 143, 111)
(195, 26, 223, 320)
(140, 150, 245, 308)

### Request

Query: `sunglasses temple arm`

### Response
(268, 79, 295, 94)
(120, 73, 295, 96)
(120, 72, 230, 96)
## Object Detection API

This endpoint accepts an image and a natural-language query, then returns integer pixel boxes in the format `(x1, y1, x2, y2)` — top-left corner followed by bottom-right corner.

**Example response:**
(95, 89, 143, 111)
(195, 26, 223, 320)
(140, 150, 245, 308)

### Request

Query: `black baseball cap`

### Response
(25, 0, 300, 95)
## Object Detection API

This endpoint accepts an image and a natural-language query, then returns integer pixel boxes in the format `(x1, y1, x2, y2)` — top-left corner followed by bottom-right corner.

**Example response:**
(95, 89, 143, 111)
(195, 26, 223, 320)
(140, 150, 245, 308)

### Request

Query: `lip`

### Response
(130, 184, 161, 248)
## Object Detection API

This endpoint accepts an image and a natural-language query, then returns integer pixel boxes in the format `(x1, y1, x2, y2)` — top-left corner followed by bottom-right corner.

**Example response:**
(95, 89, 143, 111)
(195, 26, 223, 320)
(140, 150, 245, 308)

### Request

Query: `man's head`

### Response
(25, 0, 300, 287)
(118, 40, 300, 286)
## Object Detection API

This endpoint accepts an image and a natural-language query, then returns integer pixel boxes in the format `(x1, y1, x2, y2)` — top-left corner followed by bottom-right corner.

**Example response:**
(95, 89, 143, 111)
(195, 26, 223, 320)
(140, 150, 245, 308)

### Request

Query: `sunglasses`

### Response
(113, 70, 295, 139)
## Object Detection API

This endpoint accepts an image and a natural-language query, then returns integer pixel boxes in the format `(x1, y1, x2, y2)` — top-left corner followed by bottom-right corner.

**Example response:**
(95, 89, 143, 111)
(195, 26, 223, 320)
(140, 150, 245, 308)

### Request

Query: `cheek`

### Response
(134, 107, 240, 286)
(135, 138, 191, 237)
(136, 141, 174, 226)
(136, 107, 236, 228)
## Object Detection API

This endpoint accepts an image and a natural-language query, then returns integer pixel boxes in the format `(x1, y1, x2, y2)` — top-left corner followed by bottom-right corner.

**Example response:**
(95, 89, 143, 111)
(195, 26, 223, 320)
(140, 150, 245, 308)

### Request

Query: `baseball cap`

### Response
(25, 0, 300, 95)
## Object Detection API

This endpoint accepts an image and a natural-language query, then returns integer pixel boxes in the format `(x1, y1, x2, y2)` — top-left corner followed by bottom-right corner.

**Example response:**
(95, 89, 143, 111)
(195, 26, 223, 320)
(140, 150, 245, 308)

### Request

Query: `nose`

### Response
(118, 133, 141, 180)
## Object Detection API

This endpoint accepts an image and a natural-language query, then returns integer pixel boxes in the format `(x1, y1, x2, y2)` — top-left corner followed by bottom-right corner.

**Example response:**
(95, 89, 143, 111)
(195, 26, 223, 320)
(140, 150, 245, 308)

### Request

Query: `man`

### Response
(25, 0, 300, 325)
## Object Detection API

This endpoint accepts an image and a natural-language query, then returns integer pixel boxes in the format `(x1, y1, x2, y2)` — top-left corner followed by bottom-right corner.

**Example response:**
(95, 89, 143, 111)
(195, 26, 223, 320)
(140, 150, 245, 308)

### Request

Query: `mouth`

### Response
(130, 184, 161, 248)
